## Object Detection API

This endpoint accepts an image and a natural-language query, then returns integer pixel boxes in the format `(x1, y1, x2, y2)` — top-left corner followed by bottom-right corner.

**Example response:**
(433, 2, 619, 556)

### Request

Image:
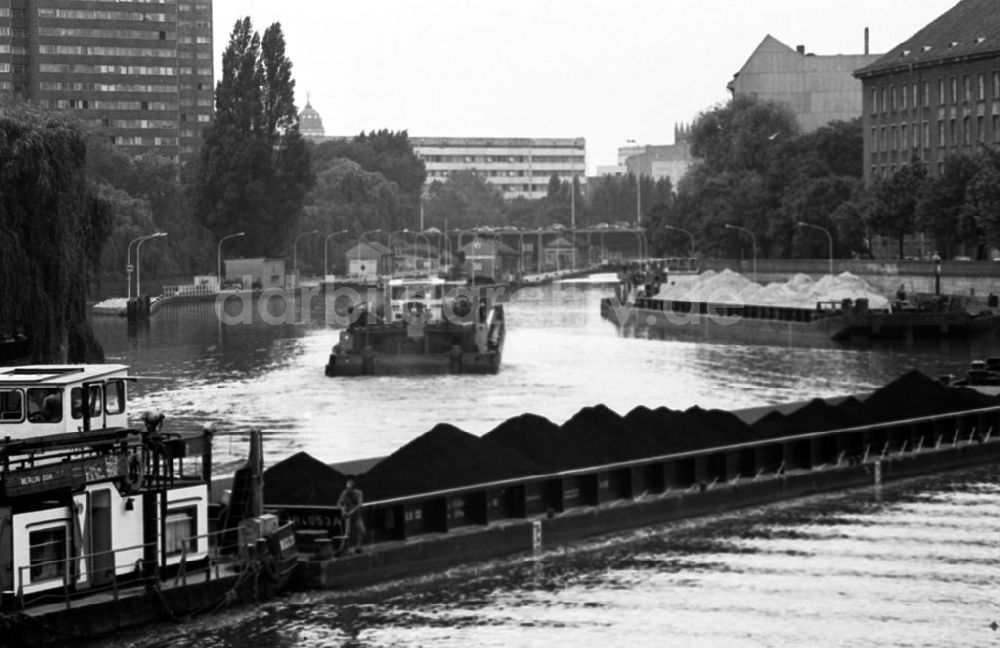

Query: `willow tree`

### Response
(0, 101, 111, 362)
(190, 18, 313, 258)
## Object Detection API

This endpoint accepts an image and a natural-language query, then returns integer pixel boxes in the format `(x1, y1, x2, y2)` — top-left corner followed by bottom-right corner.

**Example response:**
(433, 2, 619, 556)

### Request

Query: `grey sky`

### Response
(212, 0, 958, 174)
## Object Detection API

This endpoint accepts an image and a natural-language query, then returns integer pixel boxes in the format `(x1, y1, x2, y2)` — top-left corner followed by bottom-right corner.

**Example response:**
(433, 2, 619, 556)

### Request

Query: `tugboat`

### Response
(325, 276, 507, 376)
(0, 364, 297, 645)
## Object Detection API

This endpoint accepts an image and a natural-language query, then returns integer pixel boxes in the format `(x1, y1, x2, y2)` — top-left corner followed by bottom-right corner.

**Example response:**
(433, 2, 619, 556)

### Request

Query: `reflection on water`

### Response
(90, 284, 1000, 471)
(104, 465, 1000, 648)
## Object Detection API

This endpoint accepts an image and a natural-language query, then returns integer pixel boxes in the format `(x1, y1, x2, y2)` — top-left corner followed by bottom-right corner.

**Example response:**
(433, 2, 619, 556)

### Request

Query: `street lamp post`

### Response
(292, 230, 319, 285)
(135, 232, 167, 298)
(664, 225, 695, 257)
(324, 229, 349, 280)
(725, 224, 756, 282)
(933, 252, 942, 296)
(217, 231, 245, 291)
(125, 234, 154, 300)
(797, 221, 834, 277)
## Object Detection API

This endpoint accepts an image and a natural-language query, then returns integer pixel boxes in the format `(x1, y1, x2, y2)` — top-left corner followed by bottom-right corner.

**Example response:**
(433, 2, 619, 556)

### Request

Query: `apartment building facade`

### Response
(411, 136, 587, 201)
(0, 0, 214, 163)
(854, 0, 1000, 185)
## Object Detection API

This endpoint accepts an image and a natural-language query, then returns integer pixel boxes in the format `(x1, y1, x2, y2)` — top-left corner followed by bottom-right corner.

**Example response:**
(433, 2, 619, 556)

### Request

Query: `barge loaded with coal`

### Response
(600, 270, 1000, 347)
(325, 277, 506, 376)
(260, 370, 1000, 590)
(0, 364, 297, 646)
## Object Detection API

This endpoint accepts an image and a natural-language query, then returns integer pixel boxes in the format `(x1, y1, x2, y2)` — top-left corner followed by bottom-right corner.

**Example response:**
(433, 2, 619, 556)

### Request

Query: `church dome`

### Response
(298, 98, 325, 140)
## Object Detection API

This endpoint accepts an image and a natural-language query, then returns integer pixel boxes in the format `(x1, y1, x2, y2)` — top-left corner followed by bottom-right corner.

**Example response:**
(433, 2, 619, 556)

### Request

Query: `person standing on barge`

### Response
(337, 478, 366, 554)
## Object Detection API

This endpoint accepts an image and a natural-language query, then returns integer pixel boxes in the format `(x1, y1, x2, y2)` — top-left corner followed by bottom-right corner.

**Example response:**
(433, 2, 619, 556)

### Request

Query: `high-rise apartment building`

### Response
(0, 0, 214, 164)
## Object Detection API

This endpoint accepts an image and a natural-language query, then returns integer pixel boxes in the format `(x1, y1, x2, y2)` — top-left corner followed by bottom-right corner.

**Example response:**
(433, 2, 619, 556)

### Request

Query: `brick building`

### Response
(0, 0, 215, 164)
(854, 0, 1000, 185)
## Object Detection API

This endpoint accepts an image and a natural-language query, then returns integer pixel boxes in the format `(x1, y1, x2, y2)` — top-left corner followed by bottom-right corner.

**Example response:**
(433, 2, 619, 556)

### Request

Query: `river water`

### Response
(87, 280, 1000, 647)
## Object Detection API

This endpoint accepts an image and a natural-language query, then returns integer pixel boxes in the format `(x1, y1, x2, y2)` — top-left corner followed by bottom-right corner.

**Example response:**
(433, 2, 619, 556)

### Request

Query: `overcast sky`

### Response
(211, 0, 958, 174)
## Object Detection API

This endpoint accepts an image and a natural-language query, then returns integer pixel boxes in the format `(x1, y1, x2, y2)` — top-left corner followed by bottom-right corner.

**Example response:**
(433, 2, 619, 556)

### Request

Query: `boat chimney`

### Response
(796, 44, 805, 55)
(864, 27, 870, 55)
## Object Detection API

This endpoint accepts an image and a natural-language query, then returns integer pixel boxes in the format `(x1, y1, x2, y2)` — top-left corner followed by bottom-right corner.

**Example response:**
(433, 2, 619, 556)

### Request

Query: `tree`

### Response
(964, 146, 1000, 252)
(0, 100, 112, 362)
(917, 153, 981, 258)
(869, 158, 929, 258)
(190, 18, 313, 258)
(422, 171, 505, 230)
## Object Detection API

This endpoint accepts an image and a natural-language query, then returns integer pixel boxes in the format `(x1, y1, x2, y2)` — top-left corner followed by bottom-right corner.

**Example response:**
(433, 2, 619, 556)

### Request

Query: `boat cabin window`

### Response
(29, 526, 67, 583)
(26, 388, 62, 423)
(105, 379, 126, 415)
(70, 385, 104, 420)
(164, 507, 197, 556)
(0, 388, 23, 422)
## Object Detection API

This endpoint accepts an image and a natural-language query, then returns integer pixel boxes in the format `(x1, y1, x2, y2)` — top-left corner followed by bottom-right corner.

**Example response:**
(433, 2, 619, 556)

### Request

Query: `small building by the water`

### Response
(344, 241, 392, 281)
(460, 238, 519, 281)
(224, 258, 287, 289)
(543, 236, 583, 271)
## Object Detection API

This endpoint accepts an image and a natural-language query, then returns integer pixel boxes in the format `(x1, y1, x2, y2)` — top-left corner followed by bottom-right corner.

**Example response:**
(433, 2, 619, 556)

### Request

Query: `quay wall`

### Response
(701, 258, 1000, 298)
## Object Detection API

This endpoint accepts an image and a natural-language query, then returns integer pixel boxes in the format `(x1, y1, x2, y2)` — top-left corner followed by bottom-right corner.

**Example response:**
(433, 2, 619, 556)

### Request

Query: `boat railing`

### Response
(13, 526, 245, 612)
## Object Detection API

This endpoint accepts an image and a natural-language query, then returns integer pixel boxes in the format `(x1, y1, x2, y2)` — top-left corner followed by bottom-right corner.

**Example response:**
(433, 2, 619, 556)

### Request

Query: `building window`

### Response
(901, 124, 908, 150)
(913, 83, 918, 108)
(880, 127, 886, 151)
(978, 73, 986, 101)
(963, 116, 971, 145)
(963, 75, 971, 102)
(938, 79, 946, 105)
(901, 84, 908, 110)
(923, 121, 930, 148)
(164, 508, 197, 556)
(994, 114, 1000, 142)
(938, 120, 945, 147)
(923, 82, 930, 107)
(994, 71, 1000, 98)
(870, 89, 877, 114)
(890, 86, 897, 111)
(29, 527, 67, 583)
(951, 77, 958, 103)
(871, 127, 878, 152)
(912, 122, 918, 148)
(882, 88, 888, 114)
(950, 119, 957, 145)
(891, 125, 898, 150)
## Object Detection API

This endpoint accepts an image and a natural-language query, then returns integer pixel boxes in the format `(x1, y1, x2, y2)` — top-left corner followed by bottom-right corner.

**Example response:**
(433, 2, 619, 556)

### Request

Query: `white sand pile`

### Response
(655, 269, 888, 309)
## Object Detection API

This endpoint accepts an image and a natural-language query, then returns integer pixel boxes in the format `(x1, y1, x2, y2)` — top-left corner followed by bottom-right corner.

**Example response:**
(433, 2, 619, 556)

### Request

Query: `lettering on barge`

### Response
(2, 456, 125, 497)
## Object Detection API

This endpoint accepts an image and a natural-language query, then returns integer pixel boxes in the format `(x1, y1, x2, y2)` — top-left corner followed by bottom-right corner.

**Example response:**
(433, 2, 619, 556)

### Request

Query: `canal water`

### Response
(91, 281, 1000, 471)
(104, 465, 1000, 648)
(87, 281, 1000, 647)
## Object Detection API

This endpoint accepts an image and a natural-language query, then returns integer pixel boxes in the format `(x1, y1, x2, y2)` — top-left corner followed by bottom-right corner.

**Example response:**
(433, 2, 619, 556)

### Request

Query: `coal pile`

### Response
(362, 423, 543, 500)
(752, 398, 869, 439)
(863, 370, 996, 422)
(483, 413, 566, 471)
(263, 452, 348, 507)
(557, 404, 666, 468)
(682, 406, 757, 446)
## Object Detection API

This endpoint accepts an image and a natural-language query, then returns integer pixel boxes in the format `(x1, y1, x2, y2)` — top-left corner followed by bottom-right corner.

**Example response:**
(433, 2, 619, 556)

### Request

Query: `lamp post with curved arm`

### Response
(663, 224, 694, 257)
(292, 229, 319, 285)
(323, 229, 349, 280)
(217, 231, 245, 291)
(724, 224, 756, 282)
(126, 233, 156, 300)
(357, 228, 382, 280)
(136, 232, 167, 298)
(797, 221, 833, 277)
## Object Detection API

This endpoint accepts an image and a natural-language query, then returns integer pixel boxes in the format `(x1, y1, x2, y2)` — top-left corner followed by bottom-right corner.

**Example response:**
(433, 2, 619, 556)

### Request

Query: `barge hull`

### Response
(300, 437, 1000, 590)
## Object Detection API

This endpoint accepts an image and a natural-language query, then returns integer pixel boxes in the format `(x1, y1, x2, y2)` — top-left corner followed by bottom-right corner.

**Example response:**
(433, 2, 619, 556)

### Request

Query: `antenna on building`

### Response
(864, 27, 870, 55)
